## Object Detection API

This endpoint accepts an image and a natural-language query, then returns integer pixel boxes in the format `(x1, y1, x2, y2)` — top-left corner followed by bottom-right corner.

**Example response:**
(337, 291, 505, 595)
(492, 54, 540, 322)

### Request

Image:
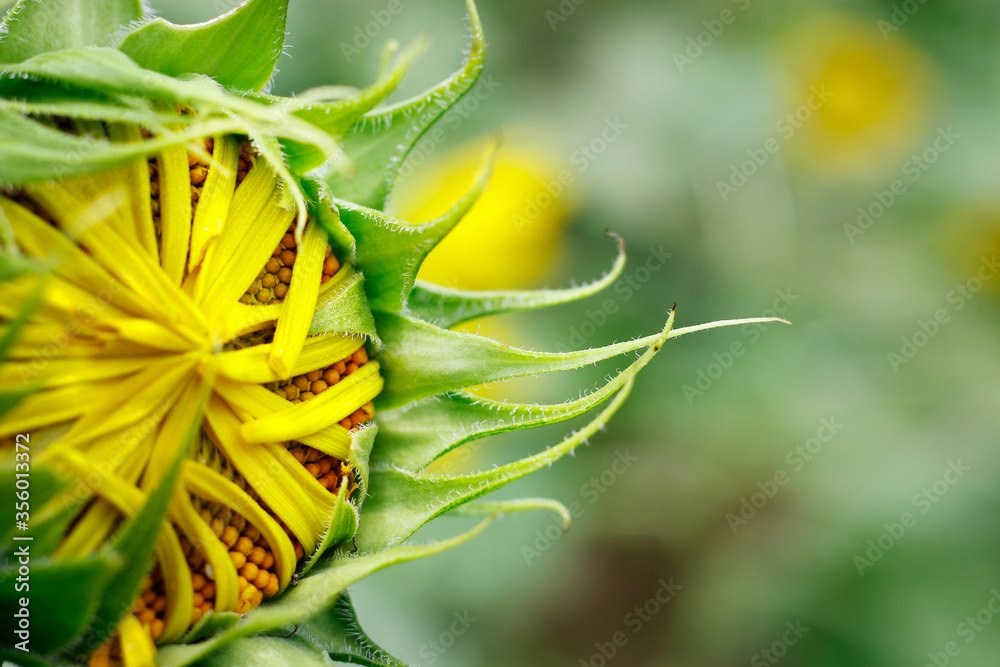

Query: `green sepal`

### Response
(0, 388, 33, 418)
(308, 267, 379, 344)
(299, 592, 408, 667)
(0, 108, 235, 183)
(192, 635, 331, 667)
(0, 88, 202, 129)
(0, 462, 69, 556)
(373, 307, 672, 469)
(0, 267, 44, 417)
(407, 233, 628, 328)
(0, 49, 339, 181)
(374, 310, 668, 410)
(334, 141, 495, 313)
(180, 611, 241, 645)
(0, 0, 144, 64)
(0, 647, 66, 666)
(375, 311, 790, 411)
(118, 0, 289, 93)
(0, 222, 41, 280)
(356, 382, 633, 552)
(245, 129, 308, 222)
(301, 476, 358, 577)
(452, 497, 572, 529)
(324, 0, 485, 210)
(347, 423, 378, 506)
(0, 552, 121, 655)
(285, 38, 429, 174)
(300, 424, 378, 573)
(303, 176, 356, 262)
(13, 498, 78, 561)
(156, 518, 494, 667)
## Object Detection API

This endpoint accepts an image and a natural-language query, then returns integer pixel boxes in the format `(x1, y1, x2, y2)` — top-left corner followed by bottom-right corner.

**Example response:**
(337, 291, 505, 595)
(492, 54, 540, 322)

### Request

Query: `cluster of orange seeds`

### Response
(127, 140, 372, 641)
(132, 572, 168, 642)
(241, 221, 342, 306)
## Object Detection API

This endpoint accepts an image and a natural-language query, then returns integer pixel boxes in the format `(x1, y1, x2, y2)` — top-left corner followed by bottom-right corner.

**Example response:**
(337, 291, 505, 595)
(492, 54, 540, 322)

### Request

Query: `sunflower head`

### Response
(0, 1, 783, 664)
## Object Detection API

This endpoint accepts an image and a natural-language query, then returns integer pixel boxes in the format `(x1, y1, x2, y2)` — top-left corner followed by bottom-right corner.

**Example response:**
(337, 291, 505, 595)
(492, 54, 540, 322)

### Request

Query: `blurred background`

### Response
(166, 0, 1000, 664)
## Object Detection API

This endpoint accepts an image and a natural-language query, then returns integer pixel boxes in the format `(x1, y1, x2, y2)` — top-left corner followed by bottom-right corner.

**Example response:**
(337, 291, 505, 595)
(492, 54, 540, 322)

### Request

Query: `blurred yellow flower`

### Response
(940, 202, 1000, 296)
(778, 14, 935, 176)
(391, 138, 575, 291)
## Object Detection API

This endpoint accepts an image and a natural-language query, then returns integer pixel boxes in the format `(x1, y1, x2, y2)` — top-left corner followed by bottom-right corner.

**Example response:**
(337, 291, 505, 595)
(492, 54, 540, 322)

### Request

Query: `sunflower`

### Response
(0, 1, 780, 665)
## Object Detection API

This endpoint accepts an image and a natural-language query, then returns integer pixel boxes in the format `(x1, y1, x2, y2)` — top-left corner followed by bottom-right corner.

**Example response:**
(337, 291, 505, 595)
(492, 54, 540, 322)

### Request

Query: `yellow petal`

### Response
(203, 395, 334, 553)
(168, 486, 239, 615)
(212, 378, 351, 459)
(1, 195, 155, 318)
(196, 160, 294, 314)
(210, 333, 360, 384)
(189, 135, 239, 272)
(119, 614, 157, 667)
(58, 357, 195, 449)
(268, 217, 327, 377)
(239, 361, 382, 443)
(108, 124, 158, 259)
(157, 146, 193, 284)
(183, 460, 296, 591)
(45, 446, 194, 642)
(217, 301, 280, 342)
(0, 379, 120, 439)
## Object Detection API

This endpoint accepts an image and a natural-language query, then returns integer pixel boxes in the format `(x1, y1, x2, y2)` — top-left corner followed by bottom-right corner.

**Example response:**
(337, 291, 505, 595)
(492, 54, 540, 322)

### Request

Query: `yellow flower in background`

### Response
(939, 202, 1000, 296)
(392, 139, 577, 292)
(778, 14, 935, 176)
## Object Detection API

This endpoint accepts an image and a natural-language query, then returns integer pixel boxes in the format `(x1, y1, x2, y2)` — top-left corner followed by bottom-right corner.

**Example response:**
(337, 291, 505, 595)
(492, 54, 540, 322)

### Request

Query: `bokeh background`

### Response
(164, 0, 1000, 665)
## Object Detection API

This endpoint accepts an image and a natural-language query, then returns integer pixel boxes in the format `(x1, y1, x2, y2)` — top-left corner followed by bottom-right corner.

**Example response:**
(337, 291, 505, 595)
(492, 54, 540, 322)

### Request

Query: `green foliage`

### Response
(0, 0, 143, 63)
(118, 0, 288, 93)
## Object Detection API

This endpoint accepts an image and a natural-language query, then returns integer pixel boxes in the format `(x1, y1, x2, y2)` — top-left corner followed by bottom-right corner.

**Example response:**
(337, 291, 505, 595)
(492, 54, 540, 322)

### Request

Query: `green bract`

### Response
(0, 1, 785, 665)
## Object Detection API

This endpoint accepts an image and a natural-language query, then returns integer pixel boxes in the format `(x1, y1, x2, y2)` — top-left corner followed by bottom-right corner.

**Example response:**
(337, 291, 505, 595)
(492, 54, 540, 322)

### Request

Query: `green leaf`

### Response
(118, 0, 288, 93)
(324, 0, 485, 210)
(193, 635, 331, 667)
(334, 140, 495, 313)
(356, 381, 633, 552)
(156, 518, 494, 667)
(299, 592, 408, 667)
(373, 307, 672, 469)
(0, 552, 120, 655)
(407, 232, 628, 328)
(0, 0, 144, 64)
